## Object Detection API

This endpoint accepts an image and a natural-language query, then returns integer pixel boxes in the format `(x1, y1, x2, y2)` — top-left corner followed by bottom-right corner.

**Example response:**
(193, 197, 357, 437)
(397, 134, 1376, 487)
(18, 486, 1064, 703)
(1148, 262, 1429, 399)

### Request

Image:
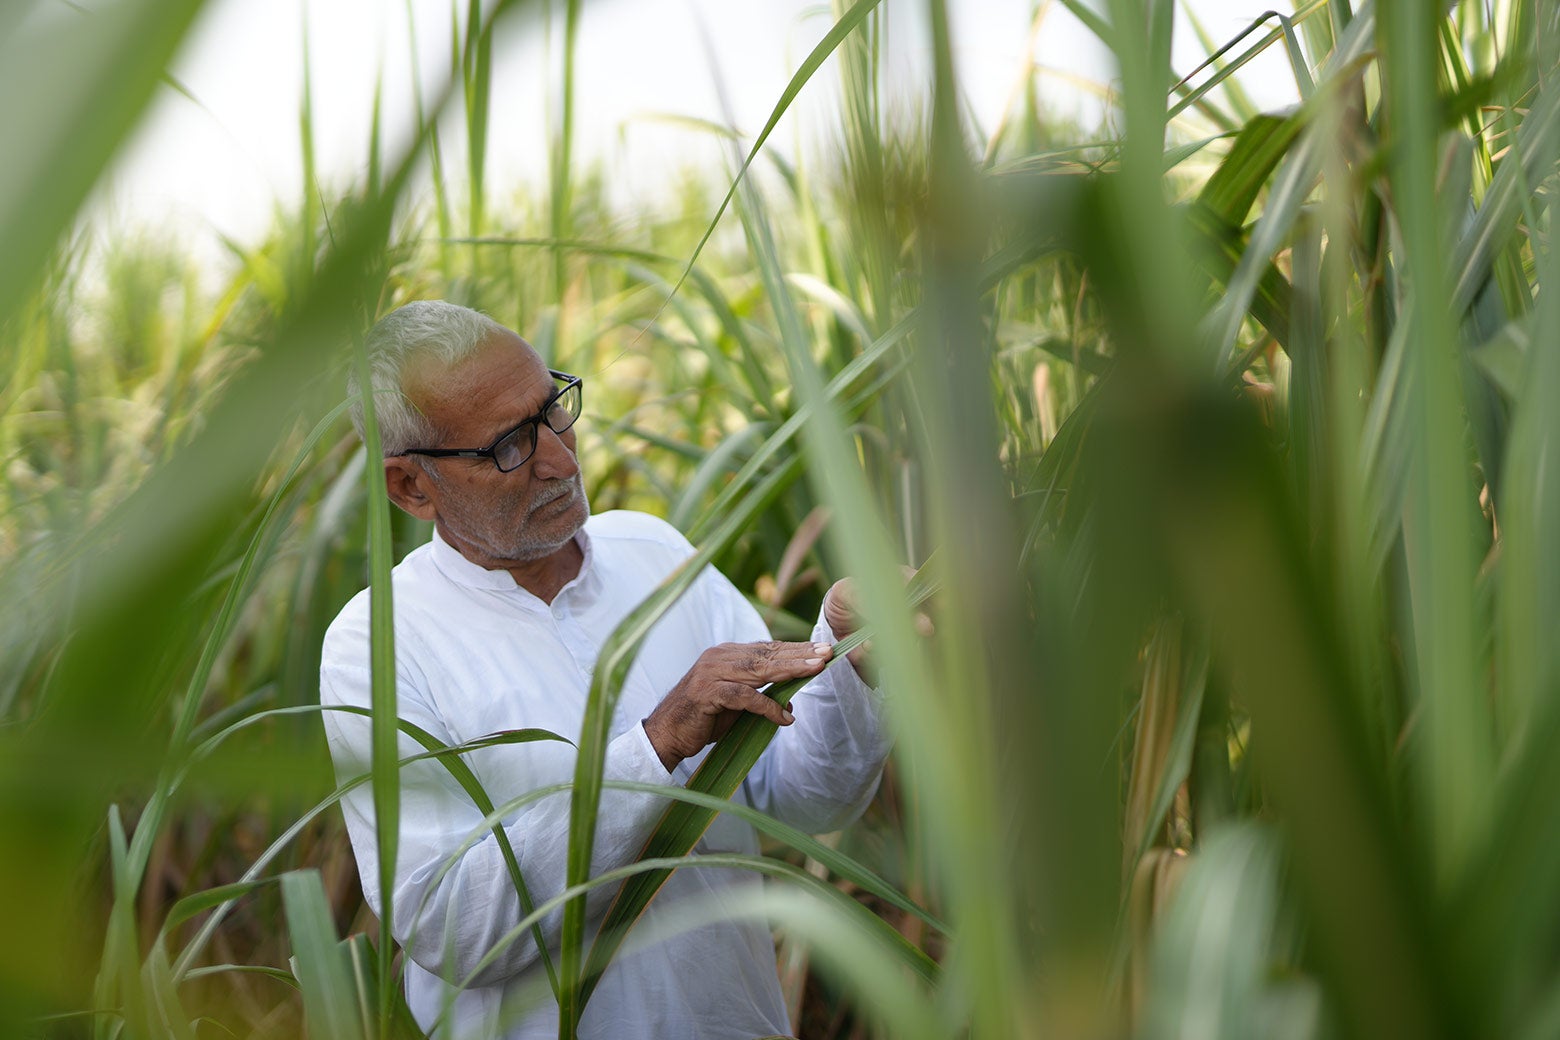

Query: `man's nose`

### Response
(529, 423, 579, 479)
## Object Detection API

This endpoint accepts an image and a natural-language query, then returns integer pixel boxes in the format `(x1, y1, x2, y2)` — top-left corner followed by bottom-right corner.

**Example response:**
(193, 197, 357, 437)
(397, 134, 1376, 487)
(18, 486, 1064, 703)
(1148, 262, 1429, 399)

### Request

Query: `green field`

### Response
(3, 0, 1559, 1037)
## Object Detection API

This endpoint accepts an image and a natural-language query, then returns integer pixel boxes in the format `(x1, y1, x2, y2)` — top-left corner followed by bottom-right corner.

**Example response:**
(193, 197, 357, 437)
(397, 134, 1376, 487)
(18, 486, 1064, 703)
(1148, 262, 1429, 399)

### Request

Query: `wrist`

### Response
(641, 716, 683, 773)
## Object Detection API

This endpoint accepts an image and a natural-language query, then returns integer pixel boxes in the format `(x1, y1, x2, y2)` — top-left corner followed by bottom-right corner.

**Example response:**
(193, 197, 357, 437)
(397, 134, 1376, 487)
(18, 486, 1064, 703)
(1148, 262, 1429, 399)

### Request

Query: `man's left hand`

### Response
(822, 568, 933, 682)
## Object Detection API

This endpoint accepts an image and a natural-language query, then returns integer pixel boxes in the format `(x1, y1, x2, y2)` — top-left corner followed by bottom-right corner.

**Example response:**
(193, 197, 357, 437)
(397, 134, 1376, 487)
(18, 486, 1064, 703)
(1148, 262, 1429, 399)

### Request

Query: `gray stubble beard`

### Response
(422, 461, 590, 564)
(509, 474, 591, 560)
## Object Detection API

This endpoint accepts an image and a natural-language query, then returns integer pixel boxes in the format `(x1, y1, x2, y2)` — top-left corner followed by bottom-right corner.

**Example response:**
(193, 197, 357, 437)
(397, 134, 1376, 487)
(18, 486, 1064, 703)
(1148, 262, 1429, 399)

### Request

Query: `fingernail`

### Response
(813, 643, 832, 655)
(804, 657, 823, 666)
(781, 710, 794, 723)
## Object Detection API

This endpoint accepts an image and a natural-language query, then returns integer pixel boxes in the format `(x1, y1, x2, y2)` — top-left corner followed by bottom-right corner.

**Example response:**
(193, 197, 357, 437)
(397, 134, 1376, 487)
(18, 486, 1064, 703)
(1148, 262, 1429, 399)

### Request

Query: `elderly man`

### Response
(320, 301, 892, 1039)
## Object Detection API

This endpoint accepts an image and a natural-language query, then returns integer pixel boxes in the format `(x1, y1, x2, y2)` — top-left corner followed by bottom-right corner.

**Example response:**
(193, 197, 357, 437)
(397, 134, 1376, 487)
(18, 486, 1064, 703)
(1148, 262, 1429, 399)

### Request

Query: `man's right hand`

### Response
(642, 640, 834, 772)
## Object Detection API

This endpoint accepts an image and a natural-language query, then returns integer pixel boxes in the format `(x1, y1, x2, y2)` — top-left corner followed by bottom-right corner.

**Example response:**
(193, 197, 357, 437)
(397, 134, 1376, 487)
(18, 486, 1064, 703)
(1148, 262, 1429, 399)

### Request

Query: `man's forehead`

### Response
(405, 331, 555, 432)
(408, 333, 545, 395)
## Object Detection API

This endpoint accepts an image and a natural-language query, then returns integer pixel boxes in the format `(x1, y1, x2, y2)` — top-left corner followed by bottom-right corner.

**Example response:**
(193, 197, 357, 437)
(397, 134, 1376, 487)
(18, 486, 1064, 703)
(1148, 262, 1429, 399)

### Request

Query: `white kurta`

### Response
(319, 509, 890, 1040)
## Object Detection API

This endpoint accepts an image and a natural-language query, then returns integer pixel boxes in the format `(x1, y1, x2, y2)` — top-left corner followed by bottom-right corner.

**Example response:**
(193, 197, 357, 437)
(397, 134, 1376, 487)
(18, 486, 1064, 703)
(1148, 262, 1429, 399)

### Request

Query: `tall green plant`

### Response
(10, 0, 1560, 1037)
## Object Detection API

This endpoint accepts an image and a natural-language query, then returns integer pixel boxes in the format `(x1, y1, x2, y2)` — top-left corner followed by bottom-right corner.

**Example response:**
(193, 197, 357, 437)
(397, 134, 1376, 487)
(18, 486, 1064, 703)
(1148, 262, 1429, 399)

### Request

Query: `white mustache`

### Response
(530, 480, 577, 509)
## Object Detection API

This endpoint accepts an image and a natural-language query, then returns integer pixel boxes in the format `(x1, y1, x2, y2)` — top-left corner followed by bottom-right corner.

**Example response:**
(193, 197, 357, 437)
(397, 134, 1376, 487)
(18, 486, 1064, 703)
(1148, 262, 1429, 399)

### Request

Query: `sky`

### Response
(96, 0, 1306, 248)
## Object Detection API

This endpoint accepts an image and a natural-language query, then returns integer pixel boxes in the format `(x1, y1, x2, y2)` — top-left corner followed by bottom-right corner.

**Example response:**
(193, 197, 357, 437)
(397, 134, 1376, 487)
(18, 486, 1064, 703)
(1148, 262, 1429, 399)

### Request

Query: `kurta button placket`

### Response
(548, 598, 596, 678)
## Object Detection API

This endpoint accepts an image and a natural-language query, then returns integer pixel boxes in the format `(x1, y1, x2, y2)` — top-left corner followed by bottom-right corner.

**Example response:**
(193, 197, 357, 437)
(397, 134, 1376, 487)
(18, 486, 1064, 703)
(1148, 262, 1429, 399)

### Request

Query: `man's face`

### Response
(403, 330, 589, 565)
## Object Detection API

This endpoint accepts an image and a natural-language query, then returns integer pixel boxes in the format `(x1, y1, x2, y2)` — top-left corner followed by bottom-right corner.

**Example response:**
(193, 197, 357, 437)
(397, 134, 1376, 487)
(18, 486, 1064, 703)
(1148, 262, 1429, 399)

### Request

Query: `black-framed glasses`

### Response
(399, 370, 583, 472)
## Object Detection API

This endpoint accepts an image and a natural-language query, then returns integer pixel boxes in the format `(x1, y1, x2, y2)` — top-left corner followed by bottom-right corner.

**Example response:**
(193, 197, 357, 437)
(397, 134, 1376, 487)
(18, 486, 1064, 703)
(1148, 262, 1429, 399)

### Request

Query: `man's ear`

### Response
(384, 456, 438, 521)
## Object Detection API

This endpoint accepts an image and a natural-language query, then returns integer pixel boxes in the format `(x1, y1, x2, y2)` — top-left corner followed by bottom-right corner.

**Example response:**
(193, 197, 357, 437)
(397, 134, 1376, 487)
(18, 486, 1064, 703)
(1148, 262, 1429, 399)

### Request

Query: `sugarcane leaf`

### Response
(1198, 114, 1305, 228)
(575, 563, 940, 1004)
(341, 932, 427, 1040)
(1138, 823, 1290, 1040)
(0, 0, 506, 1001)
(557, 457, 801, 1031)
(182, 964, 299, 988)
(162, 880, 276, 935)
(1469, 316, 1531, 404)
(1124, 625, 1210, 875)
(282, 869, 365, 1040)
(642, 0, 888, 339)
(605, 779, 944, 933)
(1205, 135, 1321, 370)
(1147, 388, 1453, 1038)
(171, 712, 569, 980)
(1278, 13, 1317, 99)
(0, 0, 207, 328)
(457, 852, 938, 1020)
(668, 424, 772, 532)
(139, 941, 196, 1040)
(1186, 205, 1295, 355)
(1444, 54, 1560, 1015)
(1451, 74, 1560, 315)
(1168, 0, 1331, 121)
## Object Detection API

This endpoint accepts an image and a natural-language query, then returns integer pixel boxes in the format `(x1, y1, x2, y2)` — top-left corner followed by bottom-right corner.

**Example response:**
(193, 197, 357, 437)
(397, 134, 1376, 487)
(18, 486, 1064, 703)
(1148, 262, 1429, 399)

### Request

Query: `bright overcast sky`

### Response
(98, 0, 1303, 247)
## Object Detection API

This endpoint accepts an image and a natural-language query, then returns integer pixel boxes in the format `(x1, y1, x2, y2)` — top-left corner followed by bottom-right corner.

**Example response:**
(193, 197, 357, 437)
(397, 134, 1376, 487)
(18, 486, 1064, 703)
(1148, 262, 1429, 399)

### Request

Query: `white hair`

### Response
(349, 300, 505, 456)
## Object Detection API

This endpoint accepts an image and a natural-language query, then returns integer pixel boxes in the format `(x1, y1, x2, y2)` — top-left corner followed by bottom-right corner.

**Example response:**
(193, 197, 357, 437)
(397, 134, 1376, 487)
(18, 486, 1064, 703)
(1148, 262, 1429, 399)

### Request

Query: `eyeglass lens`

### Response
(493, 381, 581, 471)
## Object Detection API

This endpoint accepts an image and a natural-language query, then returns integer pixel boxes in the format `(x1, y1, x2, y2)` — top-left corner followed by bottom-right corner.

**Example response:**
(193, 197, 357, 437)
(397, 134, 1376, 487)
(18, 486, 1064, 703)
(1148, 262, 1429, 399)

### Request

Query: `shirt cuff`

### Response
(625, 720, 676, 782)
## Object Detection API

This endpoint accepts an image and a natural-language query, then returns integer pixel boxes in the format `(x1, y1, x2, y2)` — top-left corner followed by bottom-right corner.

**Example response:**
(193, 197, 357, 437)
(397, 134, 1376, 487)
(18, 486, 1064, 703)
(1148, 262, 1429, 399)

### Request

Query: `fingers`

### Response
(716, 681, 795, 727)
(705, 640, 832, 686)
(647, 647, 816, 770)
(822, 579, 857, 640)
(825, 567, 923, 639)
(826, 578, 858, 613)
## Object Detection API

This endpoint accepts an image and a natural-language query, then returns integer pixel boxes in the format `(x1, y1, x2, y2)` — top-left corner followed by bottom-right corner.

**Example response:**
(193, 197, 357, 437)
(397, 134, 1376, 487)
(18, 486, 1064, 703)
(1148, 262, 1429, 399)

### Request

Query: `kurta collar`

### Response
(428, 523, 598, 606)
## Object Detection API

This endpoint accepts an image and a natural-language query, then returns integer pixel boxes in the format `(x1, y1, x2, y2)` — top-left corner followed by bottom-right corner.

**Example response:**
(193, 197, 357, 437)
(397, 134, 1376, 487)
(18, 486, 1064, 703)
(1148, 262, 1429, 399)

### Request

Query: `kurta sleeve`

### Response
(320, 621, 676, 990)
(695, 567, 894, 835)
